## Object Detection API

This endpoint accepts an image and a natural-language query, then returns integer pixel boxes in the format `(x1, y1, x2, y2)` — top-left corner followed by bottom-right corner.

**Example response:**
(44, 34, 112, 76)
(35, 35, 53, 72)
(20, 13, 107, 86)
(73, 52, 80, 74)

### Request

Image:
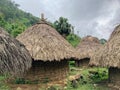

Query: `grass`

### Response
(0, 75, 10, 90)
(66, 61, 109, 90)
(65, 83, 110, 90)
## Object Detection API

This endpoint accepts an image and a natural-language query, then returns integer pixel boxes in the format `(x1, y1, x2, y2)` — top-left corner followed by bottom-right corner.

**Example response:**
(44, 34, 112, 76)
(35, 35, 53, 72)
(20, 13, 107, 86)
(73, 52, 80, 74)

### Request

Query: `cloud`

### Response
(12, 0, 120, 39)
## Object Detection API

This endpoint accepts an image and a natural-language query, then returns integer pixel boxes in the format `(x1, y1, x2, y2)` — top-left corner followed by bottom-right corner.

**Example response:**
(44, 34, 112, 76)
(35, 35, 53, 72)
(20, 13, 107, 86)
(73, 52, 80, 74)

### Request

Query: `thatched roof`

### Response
(75, 35, 102, 59)
(0, 27, 32, 77)
(90, 25, 120, 68)
(17, 14, 75, 61)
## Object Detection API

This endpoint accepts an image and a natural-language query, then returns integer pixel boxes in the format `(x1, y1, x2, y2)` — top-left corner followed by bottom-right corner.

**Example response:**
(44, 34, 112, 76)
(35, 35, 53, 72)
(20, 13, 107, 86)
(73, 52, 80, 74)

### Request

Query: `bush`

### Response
(69, 61, 75, 67)
(42, 77, 50, 83)
(15, 78, 25, 84)
(88, 69, 108, 82)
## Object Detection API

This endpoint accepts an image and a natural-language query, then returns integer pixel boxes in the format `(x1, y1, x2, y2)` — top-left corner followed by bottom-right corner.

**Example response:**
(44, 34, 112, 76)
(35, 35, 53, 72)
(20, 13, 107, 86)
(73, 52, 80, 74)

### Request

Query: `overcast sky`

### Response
(12, 0, 120, 39)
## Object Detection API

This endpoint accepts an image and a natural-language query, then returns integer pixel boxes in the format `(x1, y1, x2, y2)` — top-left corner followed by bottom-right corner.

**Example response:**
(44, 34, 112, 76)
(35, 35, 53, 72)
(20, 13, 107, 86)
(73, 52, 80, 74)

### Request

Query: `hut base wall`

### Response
(75, 58, 90, 67)
(25, 60, 69, 83)
(109, 67, 120, 86)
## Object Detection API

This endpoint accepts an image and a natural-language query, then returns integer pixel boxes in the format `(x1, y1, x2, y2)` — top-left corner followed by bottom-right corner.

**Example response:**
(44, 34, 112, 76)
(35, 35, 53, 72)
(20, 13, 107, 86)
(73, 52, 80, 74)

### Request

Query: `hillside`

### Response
(66, 34, 81, 47)
(0, 0, 39, 37)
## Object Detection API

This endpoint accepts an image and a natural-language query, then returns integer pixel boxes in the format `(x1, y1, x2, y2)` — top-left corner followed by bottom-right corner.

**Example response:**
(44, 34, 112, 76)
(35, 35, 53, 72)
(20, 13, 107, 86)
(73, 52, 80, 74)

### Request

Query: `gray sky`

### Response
(12, 0, 120, 39)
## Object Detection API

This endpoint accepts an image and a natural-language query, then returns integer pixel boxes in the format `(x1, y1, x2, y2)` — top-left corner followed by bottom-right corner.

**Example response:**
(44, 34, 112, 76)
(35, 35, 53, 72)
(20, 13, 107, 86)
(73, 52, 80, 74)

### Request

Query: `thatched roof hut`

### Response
(75, 35, 102, 67)
(16, 14, 74, 83)
(89, 25, 120, 68)
(76, 35, 101, 59)
(89, 25, 120, 86)
(0, 27, 32, 77)
(17, 15, 74, 61)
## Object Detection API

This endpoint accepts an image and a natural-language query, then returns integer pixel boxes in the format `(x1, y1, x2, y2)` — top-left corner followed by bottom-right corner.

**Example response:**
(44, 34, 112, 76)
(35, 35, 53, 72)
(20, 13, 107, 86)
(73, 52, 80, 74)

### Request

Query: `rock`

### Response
(71, 80, 78, 88)
(69, 74, 81, 81)
(93, 84, 98, 87)
(64, 86, 67, 90)
(108, 83, 114, 87)
(16, 87, 22, 90)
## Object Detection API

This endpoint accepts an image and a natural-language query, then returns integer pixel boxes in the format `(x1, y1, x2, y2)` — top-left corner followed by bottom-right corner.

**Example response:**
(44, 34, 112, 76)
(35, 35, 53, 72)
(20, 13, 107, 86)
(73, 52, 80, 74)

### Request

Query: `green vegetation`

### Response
(100, 38, 107, 44)
(0, 0, 39, 37)
(47, 85, 62, 90)
(53, 17, 73, 38)
(42, 77, 50, 84)
(66, 62, 109, 90)
(66, 69, 109, 90)
(0, 75, 10, 90)
(14, 78, 39, 84)
(14, 77, 50, 84)
(66, 34, 81, 47)
(15, 78, 26, 84)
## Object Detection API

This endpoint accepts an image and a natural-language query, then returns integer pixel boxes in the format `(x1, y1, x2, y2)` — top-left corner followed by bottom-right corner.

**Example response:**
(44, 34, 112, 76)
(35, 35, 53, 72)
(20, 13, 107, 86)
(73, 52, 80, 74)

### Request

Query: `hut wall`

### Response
(75, 58, 90, 67)
(25, 60, 69, 82)
(109, 67, 120, 86)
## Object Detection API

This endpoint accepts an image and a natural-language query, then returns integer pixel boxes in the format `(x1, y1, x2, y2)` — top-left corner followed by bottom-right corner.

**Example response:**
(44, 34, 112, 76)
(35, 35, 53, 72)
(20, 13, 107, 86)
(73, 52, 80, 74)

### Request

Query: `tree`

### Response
(53, 17, 72, 37)
(100, 38, 107, 44)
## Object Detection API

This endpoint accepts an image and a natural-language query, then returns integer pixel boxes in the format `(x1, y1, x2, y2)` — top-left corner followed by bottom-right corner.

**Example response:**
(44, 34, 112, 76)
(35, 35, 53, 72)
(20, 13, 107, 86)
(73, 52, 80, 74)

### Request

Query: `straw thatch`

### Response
(75, 35, 102, 59)
(90, 25, 120, 68)
(17, 16, 75, 61)
(0, 27, 32, 77)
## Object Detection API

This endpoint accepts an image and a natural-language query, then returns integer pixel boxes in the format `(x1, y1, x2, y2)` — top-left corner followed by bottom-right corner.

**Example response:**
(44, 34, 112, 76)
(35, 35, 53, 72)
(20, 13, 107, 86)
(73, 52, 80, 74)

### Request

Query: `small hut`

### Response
(75, 35, 102, 67)
(0, 27, 32, 77)
(90, 25, 120, 86)
(17, 14, 75, 82)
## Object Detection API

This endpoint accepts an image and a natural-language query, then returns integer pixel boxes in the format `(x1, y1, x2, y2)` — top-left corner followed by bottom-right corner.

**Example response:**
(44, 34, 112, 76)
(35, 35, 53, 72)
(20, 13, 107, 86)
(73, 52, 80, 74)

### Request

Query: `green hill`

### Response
(66, 34, 81, 47)
(0, 0, 39, 37)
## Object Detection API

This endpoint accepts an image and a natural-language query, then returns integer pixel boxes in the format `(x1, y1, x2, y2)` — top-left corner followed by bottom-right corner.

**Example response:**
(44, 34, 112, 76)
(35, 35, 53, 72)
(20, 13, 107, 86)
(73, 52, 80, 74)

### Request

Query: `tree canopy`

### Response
(100, 38, 107, 44)
(53, 17, 73, 38)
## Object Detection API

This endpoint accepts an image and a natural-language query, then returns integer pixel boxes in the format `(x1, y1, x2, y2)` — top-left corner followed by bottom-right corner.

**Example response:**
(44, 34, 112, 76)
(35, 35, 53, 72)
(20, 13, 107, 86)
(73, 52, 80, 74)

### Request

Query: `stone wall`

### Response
(25, 60, 69, 83)
(109, 67, 120, 86)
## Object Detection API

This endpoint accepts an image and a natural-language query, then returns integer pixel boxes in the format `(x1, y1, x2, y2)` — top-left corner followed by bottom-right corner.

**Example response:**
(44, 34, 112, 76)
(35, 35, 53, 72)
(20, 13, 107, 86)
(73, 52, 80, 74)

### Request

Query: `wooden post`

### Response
(41, 13, 44, 20)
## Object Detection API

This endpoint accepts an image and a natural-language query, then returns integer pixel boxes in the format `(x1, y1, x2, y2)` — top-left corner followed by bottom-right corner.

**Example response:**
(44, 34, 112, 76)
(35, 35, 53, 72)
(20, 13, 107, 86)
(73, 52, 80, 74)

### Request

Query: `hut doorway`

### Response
(108, 67, 120, 86)
(75, 58, 90, 67)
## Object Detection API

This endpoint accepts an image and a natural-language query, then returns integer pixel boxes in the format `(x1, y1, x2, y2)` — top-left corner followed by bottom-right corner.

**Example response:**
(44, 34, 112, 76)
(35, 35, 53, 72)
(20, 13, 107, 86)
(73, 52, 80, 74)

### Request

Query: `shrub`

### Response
(42, 77, 50, 83)
(69, 61, 75, 67)
(88, 69, 108, 82)
(15, 78, 25, 84)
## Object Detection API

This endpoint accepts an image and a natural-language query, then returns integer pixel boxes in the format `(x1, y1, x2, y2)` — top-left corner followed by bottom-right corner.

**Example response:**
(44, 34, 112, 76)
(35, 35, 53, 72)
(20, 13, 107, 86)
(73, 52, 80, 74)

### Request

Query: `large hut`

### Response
(16, 14, 75, 82)
(0, 27, 32, 77)
(89, 25, 120, 86)
(75, 35, 102, 67)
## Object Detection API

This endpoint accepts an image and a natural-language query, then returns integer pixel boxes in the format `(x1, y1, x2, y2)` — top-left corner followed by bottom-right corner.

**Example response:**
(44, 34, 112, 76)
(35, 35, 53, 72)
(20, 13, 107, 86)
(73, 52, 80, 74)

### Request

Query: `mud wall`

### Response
(25, 60, 69, 82)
